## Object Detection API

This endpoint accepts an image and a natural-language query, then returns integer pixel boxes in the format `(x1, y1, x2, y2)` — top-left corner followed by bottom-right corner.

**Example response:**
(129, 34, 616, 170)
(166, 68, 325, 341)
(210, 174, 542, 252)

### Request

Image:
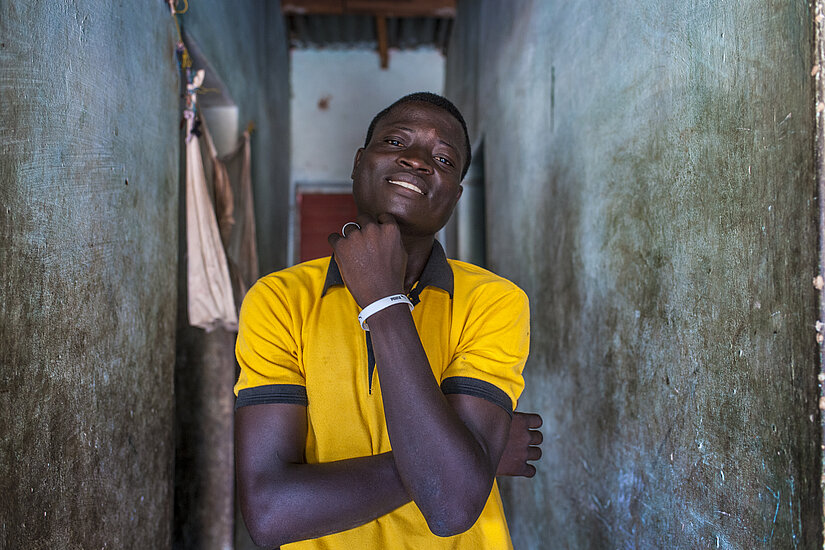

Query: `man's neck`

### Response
(401, 234, 436, 294)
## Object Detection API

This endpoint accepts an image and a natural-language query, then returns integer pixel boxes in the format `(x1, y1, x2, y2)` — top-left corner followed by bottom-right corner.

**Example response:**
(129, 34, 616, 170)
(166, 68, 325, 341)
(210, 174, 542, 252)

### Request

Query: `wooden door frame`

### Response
(293, 182, 354, 265)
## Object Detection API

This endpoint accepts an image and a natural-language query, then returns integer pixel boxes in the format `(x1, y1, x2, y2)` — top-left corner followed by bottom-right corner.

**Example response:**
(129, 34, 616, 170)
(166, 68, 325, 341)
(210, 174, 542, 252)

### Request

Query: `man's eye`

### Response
(435, 156, 454, 166)
(385, 139, 403, 146)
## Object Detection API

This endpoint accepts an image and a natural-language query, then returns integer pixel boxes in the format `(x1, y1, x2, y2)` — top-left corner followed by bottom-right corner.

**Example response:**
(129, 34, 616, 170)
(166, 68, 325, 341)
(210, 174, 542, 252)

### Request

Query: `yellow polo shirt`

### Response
(235, 242, 530, 549)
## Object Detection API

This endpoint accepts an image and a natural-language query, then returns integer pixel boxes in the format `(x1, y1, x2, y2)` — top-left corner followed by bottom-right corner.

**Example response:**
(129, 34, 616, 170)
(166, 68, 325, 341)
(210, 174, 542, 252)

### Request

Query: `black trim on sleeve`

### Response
(235, 384, 308, 410)
(440, 376, 513, 417)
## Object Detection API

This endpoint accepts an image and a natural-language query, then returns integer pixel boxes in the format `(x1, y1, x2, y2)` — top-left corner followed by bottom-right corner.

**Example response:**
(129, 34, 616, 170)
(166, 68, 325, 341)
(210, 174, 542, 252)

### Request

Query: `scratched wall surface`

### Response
(446, 1, 821, 548)
(172, 3, 291, 550)
(0, 2, 179, 549)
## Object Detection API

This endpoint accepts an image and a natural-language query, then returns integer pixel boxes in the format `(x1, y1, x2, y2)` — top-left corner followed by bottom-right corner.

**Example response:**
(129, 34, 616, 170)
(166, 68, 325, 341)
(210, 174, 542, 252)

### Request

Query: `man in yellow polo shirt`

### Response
(234, 92, 541, 549)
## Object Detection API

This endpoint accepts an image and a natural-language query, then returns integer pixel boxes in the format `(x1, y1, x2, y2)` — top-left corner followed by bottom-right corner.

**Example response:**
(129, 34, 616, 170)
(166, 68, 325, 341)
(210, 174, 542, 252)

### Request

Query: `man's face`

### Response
(351, 101, 466, 237)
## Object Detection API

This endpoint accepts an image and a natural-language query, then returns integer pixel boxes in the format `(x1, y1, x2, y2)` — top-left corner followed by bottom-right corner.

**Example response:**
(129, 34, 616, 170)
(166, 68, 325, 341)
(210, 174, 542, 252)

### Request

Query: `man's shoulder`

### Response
(247, 256, 332, 303)
(447, 259, 525, 296)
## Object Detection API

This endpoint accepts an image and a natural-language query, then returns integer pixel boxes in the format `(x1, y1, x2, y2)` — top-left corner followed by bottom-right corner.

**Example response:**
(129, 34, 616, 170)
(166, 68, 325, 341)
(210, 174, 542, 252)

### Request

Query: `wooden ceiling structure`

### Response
(281, 0, 457, 68)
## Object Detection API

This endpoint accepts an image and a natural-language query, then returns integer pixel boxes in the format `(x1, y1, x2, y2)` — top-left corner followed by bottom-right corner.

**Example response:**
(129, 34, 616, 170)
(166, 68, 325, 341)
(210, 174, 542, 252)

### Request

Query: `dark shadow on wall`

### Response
(170, 2, 291, 549)
(173, 114, 237, 549)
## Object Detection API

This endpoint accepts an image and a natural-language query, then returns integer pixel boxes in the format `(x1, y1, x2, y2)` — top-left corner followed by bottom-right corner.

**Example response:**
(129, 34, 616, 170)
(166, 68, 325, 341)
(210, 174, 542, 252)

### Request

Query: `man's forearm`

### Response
(239, 451, 410, 547)
(366, 305, 506, 536)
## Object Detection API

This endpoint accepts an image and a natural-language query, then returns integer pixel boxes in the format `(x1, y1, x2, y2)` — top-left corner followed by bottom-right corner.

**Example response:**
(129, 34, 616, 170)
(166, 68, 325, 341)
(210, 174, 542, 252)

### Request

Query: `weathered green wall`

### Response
(447, 1, 821, 547)
(172, 3, 291, 550)
(0, 2, 179, 548)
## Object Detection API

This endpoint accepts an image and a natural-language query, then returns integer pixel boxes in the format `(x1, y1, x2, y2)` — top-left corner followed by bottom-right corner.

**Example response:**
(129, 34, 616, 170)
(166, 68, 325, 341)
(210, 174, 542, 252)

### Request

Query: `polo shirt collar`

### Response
(322, 240, 454, 301)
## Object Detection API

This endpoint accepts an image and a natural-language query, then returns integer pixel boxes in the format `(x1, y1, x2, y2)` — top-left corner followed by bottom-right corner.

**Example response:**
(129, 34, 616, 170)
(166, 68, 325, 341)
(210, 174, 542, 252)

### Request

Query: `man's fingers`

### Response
(527, 446, 542, 461)
(519, 412, 543, 429)
(522, 464, 537, 478)
(356, 213, 375, 229)
(529, 429, 543, 445)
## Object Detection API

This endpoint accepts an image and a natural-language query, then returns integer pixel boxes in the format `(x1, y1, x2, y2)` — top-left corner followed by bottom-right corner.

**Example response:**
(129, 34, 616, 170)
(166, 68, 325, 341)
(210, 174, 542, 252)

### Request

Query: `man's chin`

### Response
(362, 204, 445, 236)
(395, 219, 445, 239)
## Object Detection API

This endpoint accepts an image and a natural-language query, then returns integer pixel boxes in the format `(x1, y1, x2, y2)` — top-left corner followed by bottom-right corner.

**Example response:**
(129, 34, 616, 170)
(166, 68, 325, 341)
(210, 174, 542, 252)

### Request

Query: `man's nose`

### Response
(397, 147, 433, 173)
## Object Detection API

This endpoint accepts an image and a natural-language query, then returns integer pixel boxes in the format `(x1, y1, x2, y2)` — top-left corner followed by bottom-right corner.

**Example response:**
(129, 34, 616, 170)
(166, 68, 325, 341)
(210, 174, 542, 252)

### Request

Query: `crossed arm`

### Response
(235, 403, 542, 547)
(235, 214, 541, 547)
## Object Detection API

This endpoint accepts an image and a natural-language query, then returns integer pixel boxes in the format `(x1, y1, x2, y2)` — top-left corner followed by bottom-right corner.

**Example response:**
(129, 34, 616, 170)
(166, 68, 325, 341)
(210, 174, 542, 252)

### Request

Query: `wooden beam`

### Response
(282, 0, 456, 18)
(282, 0, 345, 15)
(346, 0, 456, 17)
(375, 16, 389, 69)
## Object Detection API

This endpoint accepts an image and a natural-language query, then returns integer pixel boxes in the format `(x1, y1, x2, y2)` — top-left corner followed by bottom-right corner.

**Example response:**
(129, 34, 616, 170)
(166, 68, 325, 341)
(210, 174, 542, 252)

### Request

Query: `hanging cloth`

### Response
(220, 129, 258, 306)
(185, 92, 238, 332)
(198, 116, 259, 309)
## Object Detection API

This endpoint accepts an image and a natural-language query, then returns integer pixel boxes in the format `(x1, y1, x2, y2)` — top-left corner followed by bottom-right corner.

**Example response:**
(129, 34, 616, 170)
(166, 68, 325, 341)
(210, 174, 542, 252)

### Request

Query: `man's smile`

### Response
(387, 177, 426, 195)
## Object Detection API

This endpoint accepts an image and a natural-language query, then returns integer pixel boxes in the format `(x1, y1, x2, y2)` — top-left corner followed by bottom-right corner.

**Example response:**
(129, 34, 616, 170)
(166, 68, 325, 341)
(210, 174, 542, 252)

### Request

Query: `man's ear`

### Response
(455, 184, 464, 201)
(351, 148, 364, 179)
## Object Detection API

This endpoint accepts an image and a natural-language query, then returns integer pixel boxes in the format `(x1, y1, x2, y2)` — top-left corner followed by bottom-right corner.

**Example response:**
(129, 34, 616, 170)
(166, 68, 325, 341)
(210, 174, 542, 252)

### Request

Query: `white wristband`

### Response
(358, 294, 414, 331)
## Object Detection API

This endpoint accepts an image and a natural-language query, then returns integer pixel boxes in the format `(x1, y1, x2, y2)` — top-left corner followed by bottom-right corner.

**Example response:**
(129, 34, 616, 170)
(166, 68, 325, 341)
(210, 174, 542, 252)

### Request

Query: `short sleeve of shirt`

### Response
(234, 276, 307, 408)
(441, 283, 530, 415)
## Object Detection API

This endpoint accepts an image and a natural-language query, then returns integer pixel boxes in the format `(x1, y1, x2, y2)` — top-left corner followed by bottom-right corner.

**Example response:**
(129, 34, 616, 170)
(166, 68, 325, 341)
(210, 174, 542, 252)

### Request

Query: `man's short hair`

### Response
(364, 92, 472, 180)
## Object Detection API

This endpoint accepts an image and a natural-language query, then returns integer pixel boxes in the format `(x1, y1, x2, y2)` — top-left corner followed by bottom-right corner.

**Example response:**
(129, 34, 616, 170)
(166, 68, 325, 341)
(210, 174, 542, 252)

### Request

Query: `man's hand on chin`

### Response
(328, 212, 408, 307)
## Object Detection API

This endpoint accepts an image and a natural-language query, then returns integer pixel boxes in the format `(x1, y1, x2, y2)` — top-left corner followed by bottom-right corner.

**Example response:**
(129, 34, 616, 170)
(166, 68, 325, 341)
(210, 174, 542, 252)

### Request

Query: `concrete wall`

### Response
(446, 1, 821, 548)
(173, 3, 291, 550)
(0, 3, 179, 548)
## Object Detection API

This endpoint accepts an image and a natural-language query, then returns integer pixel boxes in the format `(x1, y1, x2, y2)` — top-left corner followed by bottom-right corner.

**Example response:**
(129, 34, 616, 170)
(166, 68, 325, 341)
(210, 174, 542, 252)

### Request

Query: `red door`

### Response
(298, 192, 359, 262)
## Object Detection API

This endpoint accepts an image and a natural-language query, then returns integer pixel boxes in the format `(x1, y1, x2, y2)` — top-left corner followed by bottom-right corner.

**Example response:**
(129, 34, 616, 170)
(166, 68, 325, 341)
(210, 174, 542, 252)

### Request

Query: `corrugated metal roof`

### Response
(285, 14, 453, 53)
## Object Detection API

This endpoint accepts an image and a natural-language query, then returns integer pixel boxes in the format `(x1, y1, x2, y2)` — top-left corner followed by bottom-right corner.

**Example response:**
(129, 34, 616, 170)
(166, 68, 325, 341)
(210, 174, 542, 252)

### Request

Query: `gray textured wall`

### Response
(0, 2, 179, 548)
(446, 1, 821, 548)
(172, 3, 291, 550)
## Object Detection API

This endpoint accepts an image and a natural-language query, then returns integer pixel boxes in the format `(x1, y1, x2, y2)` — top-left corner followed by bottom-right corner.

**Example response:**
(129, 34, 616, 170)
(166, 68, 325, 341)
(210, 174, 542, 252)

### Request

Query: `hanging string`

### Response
(169, 0, 198, 141)
(168, 1, 250, 143)
(169, 0, 191, 69)
(169, 0, 188, 15)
